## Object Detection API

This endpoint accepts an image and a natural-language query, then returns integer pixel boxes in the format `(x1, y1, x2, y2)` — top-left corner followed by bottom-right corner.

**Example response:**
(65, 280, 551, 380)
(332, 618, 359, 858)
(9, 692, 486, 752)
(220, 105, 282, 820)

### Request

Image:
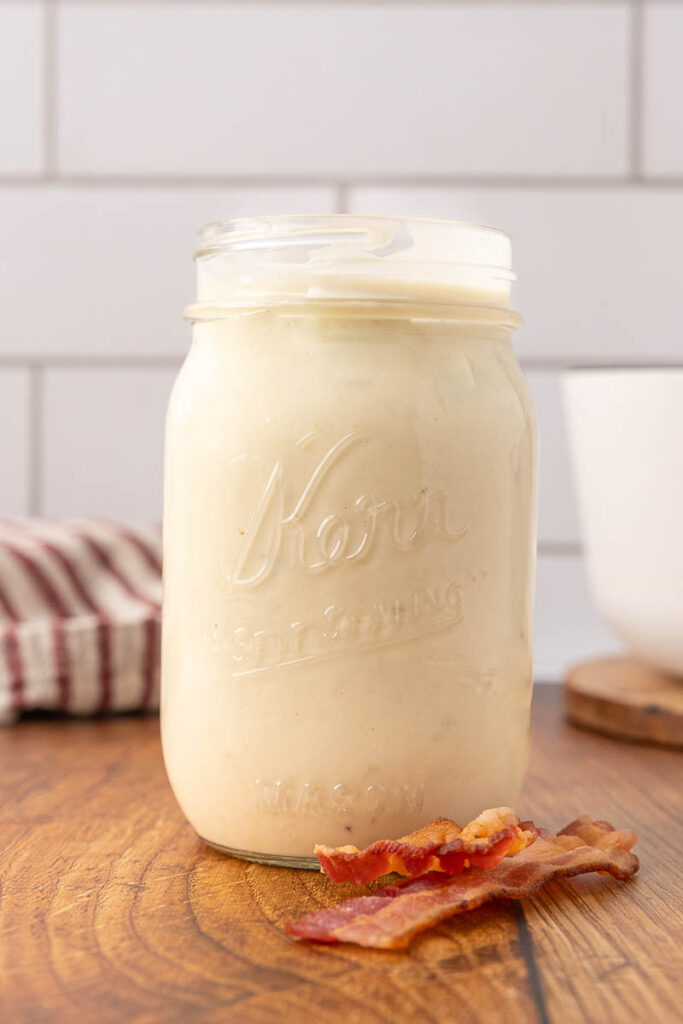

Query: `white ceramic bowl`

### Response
(564, 369, 683, 677)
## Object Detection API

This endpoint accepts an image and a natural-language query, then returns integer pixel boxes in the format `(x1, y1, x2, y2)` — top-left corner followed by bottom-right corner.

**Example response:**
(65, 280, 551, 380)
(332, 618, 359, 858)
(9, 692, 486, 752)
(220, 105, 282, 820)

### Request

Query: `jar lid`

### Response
(186, 214, 518, 321)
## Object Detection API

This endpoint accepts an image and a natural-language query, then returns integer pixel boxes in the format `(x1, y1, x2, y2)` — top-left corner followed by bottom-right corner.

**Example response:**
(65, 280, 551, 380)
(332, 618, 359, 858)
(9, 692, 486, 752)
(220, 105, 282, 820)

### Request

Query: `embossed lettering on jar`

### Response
(161, 215, 537, 867)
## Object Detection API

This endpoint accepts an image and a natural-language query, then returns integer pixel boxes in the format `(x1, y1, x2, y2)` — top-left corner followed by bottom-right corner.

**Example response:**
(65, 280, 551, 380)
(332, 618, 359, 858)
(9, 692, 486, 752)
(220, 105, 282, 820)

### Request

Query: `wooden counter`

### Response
(1, 685, 681, 1023)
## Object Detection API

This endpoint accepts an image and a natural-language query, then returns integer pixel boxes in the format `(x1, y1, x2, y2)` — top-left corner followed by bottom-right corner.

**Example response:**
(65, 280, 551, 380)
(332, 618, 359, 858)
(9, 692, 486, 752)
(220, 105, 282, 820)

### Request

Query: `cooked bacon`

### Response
(288, 816, 639, 948)
(314, 807, 539, 884)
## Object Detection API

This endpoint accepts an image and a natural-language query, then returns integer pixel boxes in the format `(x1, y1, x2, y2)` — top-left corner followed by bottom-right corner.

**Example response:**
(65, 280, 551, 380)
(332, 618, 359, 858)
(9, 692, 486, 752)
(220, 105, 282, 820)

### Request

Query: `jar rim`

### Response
(194, 213, 512, 261)
(189, 214, 518, 319)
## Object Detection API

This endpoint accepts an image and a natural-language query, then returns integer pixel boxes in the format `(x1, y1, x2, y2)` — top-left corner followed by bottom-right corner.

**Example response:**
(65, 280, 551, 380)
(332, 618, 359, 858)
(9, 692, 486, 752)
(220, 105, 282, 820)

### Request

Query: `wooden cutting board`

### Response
(565, 655, 683, 748)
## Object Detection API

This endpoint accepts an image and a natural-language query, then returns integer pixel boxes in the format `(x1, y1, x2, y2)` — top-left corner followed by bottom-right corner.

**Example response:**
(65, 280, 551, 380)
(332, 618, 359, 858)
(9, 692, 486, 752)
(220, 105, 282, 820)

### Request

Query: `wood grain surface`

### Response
(565, 656, 683, 748)
(0, 686, 681, 1024)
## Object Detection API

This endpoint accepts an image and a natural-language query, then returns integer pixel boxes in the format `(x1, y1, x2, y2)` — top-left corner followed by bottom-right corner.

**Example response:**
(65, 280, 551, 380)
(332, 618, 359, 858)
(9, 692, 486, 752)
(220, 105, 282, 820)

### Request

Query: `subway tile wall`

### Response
(57, 4, 629, 177)
(0, 3, 42, 174)
(1, 0, 680, 681)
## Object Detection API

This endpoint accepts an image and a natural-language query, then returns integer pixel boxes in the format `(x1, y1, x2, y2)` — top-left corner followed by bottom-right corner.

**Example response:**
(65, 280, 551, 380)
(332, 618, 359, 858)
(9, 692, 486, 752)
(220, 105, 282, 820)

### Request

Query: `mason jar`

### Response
(161, 215, 537, 867)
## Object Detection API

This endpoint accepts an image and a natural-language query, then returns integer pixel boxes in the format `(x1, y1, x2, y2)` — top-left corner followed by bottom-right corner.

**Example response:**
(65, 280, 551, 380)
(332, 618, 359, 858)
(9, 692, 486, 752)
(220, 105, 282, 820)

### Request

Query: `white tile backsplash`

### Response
(349, 186, 683, 363)
(42, 368, 177, 521)
(527, 371, 581, 547)
(0, 185, 334, 357)
(0, 2, 42, 174)
(0, 370, 30, 516)
(8, 182, 683, 363)
(57, 2, 629, 177)
(0, 0, 680, 678)
(644, 4, 683, 176)
(534, 554, 621, 682)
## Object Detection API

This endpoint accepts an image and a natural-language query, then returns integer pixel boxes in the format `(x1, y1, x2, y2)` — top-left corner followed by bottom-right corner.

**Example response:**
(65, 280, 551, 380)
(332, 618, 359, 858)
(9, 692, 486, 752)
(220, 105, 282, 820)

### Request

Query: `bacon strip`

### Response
(288, 816, 639, 949)
(314, 807, 538, 884)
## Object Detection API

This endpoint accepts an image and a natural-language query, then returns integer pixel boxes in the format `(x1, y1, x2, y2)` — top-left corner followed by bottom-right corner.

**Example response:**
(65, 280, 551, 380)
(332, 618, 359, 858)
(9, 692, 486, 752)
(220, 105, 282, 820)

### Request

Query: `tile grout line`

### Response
(0, 355, 681, 370)
(335, 183, 350, 214)
(538, 542, 583, 557)
(28, 364, 44, 517)
(2, 175, 683, 191)
(0, 356, 186, 369)
(42, 0, 57, 178)
(629, 0, 645, 180)
(0, 0, 637, 5)
(531, 359, 683, 370)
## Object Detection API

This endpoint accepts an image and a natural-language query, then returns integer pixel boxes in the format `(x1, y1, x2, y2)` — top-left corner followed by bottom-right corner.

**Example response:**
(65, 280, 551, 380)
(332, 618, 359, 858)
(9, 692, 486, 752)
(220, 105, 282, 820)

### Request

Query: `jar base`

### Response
(197, 833, 319, 870)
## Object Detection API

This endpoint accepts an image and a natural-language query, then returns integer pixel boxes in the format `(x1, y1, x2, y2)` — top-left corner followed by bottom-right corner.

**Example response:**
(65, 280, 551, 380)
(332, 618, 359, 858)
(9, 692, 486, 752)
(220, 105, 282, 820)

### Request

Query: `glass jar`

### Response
(161, 215, 537, 868)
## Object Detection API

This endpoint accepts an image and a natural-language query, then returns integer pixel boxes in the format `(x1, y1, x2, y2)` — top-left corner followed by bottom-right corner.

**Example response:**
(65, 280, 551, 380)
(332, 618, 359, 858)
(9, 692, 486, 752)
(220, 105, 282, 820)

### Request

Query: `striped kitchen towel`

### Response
(0, 520, 161, 724)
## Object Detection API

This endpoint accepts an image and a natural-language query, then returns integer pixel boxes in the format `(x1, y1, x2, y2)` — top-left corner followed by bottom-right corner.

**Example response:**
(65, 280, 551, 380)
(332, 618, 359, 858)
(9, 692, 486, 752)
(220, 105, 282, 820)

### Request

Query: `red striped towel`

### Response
(0, 520, 161, 724)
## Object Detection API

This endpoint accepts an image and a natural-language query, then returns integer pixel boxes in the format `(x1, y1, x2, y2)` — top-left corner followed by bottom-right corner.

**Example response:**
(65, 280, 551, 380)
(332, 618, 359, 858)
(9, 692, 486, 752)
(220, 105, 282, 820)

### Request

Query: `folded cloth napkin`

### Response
(0, 520, 161, 724)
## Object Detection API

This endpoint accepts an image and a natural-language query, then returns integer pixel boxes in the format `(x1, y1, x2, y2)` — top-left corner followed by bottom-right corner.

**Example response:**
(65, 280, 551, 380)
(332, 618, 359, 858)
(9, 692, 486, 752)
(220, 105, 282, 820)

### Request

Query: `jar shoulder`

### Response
(167, 318, 534, 444)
